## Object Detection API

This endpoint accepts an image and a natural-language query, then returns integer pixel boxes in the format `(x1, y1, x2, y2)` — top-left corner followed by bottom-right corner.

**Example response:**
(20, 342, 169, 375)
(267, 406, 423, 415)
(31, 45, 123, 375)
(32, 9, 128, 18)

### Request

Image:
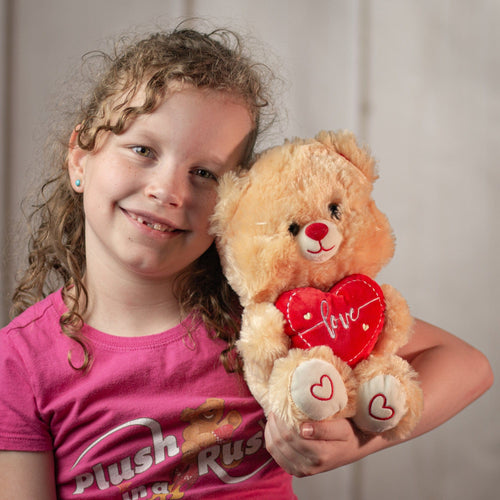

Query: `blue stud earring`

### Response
(75, 179, 81, 188)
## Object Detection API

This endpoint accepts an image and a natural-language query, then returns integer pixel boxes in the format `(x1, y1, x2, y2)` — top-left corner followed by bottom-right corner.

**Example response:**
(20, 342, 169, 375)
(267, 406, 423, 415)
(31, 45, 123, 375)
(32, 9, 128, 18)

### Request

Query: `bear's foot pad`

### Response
(353, 374, 407, 433)
(291, 359, 348, 421)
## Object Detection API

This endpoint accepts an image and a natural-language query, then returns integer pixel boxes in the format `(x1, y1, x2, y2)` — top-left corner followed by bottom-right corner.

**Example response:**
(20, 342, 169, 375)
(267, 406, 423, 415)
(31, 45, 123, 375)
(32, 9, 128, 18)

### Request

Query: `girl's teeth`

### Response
(145, 221, 170, 232)
(130, 213, 173, 232)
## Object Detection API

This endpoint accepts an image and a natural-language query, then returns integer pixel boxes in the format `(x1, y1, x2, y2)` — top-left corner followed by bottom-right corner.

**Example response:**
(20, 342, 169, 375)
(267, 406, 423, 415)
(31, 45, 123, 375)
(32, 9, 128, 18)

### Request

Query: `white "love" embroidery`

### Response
(317, 297, 380, 339)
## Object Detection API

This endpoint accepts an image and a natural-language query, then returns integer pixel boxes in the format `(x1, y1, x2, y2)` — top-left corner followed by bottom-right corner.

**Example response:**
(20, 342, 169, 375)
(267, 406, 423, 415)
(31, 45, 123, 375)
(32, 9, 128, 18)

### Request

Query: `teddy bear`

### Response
(211, 130, 423, 439)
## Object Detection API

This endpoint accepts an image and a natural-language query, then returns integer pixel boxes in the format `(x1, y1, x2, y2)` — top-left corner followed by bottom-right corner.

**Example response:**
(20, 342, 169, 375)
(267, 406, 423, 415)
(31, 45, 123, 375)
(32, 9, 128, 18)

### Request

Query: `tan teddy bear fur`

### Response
(211, 130, 423, 439)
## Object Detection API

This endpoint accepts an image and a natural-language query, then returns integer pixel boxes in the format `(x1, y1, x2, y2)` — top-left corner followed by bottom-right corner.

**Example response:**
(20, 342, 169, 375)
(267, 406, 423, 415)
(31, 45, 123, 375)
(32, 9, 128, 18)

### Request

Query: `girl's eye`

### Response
(192, 168, 217, 182)
(131, 145, 154, 158)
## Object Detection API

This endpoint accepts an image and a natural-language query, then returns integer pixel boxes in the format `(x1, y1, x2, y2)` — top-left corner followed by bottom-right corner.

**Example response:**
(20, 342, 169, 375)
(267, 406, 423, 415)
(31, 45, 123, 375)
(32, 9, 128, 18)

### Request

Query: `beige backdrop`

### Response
(1, 1, 498, 499)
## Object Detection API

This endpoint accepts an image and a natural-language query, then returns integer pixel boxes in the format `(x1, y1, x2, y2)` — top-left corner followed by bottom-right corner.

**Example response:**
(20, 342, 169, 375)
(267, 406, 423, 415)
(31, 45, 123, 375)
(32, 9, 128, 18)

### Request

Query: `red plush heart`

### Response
(275, 274, 385, 367)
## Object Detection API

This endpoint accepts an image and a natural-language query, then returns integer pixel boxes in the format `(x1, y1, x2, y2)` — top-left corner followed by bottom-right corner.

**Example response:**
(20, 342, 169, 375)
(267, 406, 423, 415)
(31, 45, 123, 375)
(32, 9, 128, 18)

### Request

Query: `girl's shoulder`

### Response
(1, 289, 65, 342)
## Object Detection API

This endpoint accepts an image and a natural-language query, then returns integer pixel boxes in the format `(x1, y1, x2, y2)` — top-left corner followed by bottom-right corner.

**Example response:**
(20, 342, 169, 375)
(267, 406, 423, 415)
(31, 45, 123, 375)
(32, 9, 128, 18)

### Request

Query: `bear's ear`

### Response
(210, 170, 250, 238)
(315, 130, 378, 184)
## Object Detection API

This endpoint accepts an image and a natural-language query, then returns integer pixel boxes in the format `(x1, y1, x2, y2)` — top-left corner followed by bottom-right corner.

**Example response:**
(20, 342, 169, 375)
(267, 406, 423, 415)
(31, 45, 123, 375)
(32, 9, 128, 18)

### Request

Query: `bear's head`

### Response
(211, 130, 395, 306)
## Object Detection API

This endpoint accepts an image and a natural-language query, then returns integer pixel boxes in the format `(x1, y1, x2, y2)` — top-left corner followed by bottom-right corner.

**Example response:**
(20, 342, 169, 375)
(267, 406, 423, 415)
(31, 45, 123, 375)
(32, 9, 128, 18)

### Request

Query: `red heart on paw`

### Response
(310, 374, 334, 401)
(368, 393, 395, 421)
(276, 274, 385, 367)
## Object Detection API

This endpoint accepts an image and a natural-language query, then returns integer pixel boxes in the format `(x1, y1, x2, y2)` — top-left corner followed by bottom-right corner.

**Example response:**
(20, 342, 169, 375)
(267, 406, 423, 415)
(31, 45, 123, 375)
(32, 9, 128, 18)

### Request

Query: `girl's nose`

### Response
(145, 166, 187, 207)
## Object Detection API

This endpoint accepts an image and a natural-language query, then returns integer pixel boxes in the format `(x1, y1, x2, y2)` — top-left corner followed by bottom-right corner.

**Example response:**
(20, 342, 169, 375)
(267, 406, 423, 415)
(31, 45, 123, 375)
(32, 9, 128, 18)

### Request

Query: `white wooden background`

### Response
(0, 1, 498, 499)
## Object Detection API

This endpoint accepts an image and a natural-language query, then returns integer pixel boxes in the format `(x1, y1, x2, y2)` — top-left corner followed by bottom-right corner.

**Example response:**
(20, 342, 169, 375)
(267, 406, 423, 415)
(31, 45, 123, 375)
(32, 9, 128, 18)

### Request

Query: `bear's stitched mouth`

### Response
(307, 242, 336, 254)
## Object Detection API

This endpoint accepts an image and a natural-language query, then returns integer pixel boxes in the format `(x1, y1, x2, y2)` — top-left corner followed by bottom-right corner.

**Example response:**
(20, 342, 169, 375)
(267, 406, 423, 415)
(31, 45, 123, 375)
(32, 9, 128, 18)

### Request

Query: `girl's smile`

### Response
(123, 208, 182, 235)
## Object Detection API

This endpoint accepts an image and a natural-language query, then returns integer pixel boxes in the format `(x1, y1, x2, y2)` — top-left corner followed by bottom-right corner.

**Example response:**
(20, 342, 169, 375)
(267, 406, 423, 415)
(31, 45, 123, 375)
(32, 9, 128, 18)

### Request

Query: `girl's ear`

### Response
(67, 128, 87, 192)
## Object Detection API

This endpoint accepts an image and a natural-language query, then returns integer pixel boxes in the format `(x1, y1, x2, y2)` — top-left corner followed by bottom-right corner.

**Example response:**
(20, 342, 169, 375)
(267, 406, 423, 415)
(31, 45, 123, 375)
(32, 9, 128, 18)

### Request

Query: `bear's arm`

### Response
(237, 302, 289, 404)
(374, 284, 413, 355)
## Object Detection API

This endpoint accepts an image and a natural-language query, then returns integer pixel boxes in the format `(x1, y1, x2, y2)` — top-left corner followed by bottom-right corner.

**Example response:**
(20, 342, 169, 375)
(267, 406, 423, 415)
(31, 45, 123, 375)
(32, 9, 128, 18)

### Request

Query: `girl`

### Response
(0, 26, 493, 499)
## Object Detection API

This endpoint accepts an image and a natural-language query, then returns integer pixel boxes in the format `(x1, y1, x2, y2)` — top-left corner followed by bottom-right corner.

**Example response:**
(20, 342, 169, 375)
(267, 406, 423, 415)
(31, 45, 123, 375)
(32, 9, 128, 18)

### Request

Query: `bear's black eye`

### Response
(329, 203, 341, 220)
(288, 222, 300, 236)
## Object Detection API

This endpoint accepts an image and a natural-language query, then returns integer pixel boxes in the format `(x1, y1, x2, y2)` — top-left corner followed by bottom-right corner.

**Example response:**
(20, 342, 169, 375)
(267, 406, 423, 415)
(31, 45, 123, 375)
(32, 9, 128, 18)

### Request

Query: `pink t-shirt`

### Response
(0, 290, 296, 499)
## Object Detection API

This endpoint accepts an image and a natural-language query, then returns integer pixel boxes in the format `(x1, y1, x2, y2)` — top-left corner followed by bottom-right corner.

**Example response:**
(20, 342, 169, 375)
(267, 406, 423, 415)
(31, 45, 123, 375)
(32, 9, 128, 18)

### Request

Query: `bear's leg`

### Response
(290, 358, 348, 420)
(353, 354, 423, 439)
(267, 346, 356, 430)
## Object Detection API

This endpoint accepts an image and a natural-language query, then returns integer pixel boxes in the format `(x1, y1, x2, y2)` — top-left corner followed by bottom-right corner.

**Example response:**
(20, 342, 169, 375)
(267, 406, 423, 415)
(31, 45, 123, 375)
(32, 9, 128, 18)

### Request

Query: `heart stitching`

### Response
(368, 393, 395, 421)
(310, 374, 334, 401)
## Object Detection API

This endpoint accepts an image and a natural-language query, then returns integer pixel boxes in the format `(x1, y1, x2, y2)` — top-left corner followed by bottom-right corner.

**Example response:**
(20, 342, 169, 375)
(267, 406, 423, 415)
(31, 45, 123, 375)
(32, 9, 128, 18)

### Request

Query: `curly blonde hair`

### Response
(11, 26, 273, 372)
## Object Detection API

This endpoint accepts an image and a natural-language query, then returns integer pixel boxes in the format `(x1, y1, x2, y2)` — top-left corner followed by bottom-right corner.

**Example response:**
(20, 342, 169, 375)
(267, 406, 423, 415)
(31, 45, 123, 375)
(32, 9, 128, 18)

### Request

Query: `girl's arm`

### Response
(264, 319, 494, 477)
(0, 451, 57, 499)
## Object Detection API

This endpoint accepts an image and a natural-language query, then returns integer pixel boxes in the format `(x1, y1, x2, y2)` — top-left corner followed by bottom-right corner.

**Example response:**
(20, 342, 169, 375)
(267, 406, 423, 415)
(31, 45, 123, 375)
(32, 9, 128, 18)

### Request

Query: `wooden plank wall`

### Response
(1, 1, 498, 498)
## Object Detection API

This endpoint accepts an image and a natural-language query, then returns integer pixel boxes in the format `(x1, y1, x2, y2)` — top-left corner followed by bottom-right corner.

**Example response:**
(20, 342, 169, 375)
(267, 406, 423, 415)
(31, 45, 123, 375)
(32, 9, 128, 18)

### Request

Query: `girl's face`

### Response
(68, 86, 253, 282)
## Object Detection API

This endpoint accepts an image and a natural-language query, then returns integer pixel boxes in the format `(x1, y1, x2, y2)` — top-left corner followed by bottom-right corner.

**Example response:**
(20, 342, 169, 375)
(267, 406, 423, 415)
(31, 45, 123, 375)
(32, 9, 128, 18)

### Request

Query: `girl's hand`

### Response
(265, 413, 368, 477)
